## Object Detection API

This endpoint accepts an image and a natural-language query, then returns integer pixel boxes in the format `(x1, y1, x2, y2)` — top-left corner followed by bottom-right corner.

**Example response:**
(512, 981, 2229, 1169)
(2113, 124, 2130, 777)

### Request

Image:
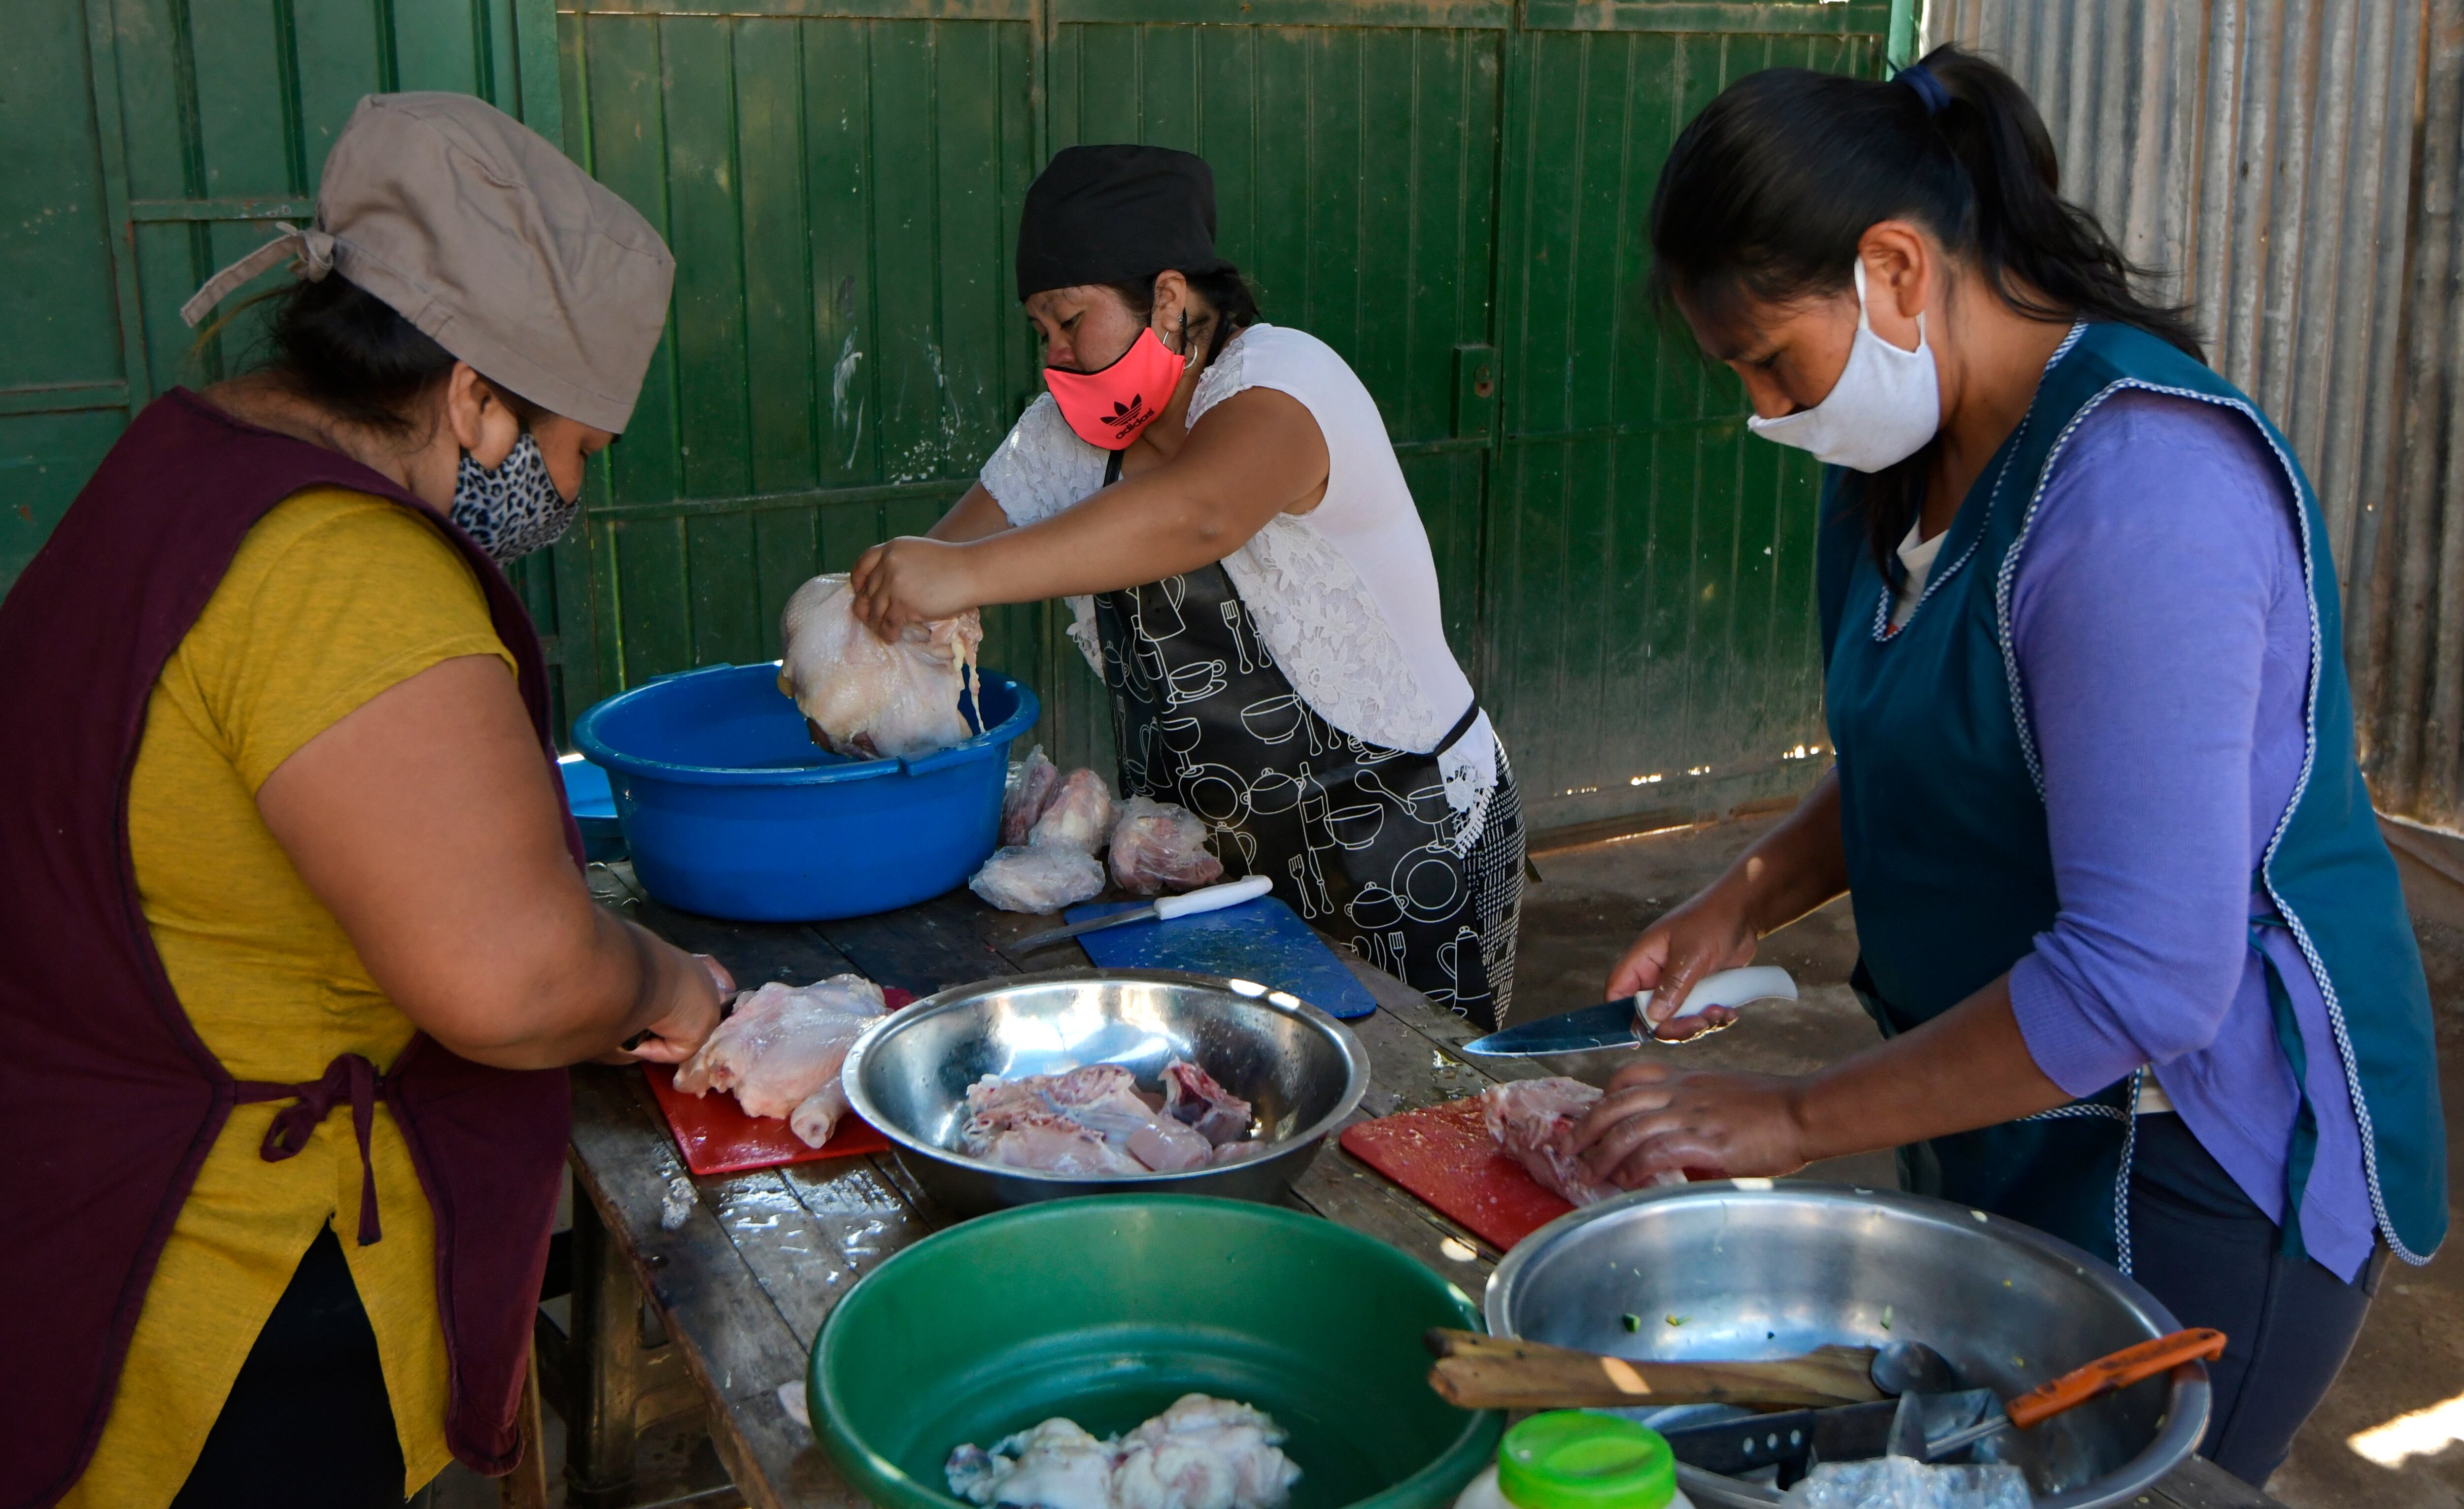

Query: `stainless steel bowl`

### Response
(1486, 1182, 2209, 1509)
(841, 968, 1369, 1216)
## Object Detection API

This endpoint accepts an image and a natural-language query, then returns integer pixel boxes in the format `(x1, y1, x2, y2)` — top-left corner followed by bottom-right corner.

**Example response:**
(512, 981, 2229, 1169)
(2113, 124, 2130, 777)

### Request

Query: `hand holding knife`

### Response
(1461, 965, 1800, 1057)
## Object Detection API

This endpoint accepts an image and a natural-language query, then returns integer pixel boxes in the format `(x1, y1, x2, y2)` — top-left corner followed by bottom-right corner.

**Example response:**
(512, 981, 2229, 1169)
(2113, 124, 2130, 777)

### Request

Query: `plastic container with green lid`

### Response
(1451, 1411, 1692, 1509)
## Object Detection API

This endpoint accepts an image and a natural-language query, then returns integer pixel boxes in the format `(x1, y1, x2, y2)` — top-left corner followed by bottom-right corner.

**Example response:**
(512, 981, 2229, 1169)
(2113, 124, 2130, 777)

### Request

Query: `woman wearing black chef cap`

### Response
(852, 144, 1525, 1027)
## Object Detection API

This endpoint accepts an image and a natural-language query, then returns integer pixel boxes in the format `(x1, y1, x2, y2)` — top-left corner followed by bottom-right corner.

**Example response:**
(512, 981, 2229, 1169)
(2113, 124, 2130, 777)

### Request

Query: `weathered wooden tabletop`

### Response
(558, 868, 2280, 1509)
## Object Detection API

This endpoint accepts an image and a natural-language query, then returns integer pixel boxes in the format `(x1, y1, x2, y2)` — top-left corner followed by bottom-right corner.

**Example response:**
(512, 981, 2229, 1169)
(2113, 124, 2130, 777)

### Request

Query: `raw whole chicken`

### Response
(947, 1396, 1299, 1509)
(1481, 1076, 1680, 1206)
(1029, 768, 1116, 851)
(1107, 797, 1223, 897)
(1002, 745, 1062, 845)
(778, 572, 983, 760)
(970, 843, 1106, 913)
(960, 1062, 1253, 1174)
(673, 975, 887, 1147)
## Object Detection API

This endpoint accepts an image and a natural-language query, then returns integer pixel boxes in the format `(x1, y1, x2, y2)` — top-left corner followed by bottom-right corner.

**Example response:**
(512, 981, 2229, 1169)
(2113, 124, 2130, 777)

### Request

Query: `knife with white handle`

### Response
(1009, 874, 1275, 955)
(1460, 965, 1800, 1057)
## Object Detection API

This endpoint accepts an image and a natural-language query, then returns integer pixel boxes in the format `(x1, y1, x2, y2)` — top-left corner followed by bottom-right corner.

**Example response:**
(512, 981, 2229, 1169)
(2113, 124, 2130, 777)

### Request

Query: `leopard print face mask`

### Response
(449, 430, 579, 564)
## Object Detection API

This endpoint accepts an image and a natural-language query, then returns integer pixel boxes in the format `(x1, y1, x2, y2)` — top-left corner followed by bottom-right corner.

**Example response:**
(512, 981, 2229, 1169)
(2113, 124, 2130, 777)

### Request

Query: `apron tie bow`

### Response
(236, 1052, 392, 1245)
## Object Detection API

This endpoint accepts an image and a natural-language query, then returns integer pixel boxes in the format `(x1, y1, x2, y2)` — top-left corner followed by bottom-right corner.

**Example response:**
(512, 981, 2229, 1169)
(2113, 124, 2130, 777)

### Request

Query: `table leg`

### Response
(566, 1192, 646, 1509)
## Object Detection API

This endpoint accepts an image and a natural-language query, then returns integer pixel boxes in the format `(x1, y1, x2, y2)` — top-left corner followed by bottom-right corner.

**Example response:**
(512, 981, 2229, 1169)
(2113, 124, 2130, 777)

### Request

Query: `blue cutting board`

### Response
(1061, 896, 1378, 1020)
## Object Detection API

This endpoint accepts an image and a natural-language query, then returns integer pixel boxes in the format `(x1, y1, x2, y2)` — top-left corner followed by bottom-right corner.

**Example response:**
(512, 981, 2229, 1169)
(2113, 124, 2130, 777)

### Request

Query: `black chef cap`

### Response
(1016, 144, 1233, 302)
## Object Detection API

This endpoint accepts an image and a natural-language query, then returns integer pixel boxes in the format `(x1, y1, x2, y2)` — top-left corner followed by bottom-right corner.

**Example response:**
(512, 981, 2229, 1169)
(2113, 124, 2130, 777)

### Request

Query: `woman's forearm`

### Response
(929, 483, 1014, 543)
(472, 905, 715, 1069)
(1721, 767, 1850, 936)
(1791, 974, 2071, 1159)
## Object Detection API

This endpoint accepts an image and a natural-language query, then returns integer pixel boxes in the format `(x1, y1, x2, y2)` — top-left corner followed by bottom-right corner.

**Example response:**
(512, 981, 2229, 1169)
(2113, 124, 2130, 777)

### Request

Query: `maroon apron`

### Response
(0, 389, 577, 1506)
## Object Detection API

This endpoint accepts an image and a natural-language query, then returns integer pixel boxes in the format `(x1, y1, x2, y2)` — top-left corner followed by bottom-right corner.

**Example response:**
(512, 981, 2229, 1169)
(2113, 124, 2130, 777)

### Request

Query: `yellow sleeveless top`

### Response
(64, 487, 516, 1507)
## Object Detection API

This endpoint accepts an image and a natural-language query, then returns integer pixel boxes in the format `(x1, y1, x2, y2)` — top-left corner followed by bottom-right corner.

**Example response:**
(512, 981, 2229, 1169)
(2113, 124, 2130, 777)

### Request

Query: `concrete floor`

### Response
(1516, 813, 2464, 1509)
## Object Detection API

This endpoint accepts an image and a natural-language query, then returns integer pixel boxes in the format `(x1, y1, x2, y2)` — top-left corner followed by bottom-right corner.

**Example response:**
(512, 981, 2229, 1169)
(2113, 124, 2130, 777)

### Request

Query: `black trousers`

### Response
(170, 1223, 417, 1508)
(2126, 1111, 2384, 1486)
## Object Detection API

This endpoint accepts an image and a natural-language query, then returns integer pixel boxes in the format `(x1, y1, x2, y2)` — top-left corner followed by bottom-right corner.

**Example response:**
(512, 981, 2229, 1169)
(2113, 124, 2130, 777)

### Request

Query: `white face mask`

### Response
(1745, 260, 1942, 473)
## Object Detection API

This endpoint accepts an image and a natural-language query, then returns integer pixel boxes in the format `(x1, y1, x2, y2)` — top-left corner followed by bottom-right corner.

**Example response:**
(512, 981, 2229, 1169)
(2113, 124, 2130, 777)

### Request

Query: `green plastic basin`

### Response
(812, 1195, 1502, 1509)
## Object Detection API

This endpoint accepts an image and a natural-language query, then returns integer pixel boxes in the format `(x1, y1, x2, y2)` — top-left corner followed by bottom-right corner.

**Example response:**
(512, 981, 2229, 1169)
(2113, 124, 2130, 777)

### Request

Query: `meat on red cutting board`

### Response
(1340, 1095, 1574, 1252)
(647, 984, 916, 1176)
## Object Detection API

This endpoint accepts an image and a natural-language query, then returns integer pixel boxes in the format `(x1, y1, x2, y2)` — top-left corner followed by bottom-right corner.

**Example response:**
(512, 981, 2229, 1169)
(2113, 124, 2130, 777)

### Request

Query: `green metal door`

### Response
(4, 0, 580, 711)
(1483, 0, 1893, 837)
(14, 0, 1902, 833)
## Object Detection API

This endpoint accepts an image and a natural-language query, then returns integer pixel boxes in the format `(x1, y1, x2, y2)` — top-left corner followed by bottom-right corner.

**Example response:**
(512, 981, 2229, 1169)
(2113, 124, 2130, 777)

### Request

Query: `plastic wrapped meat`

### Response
(778, 572, 983, 760)
(970, 843, 1106, 914)
(1481, 1076, 1678, 1206)
(1002, 745, 1062, 845)
(948, 1418, 1119, 1509)
(673, 975, 887, 1146)
(1782, 1457, 2031, 1509)
(960, 1062, 1247, 1174)
(1112, 1396, 1301, 1509)
(1162, 1060, 1253, 1147)
(947, 1397, 1299, 1509)
(1107, 797, 1224, 896)
(1028, 768, 1116, 852)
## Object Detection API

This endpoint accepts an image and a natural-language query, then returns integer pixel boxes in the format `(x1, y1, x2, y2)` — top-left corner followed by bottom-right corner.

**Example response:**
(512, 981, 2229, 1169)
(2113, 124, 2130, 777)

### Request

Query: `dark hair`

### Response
(1103, 266, 1262, 369)
(216, 272, 540, 438)
(1647, 45, 2202, 571)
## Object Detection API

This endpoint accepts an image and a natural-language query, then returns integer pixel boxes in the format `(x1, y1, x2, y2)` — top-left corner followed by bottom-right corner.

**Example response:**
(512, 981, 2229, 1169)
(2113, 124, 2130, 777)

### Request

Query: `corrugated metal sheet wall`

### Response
(1924, 0, 2464, 830)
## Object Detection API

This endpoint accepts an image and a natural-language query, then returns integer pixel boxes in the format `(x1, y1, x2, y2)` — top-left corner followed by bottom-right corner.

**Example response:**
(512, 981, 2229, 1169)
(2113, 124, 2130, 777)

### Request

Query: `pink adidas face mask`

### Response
(1044, 325, 1187, 450)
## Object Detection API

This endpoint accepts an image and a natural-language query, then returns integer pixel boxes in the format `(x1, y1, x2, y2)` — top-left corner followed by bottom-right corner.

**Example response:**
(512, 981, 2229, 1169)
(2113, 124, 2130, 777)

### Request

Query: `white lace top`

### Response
(976, 324, 1499, 818)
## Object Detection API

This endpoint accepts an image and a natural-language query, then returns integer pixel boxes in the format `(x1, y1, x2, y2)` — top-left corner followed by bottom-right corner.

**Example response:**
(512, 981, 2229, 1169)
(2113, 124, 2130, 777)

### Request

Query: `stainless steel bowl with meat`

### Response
(841, 970, 1368, 1215)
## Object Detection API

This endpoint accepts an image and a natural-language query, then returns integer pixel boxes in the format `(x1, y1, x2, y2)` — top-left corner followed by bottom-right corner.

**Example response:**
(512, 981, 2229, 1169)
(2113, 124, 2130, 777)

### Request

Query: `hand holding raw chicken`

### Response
(778, 572, 983, 760)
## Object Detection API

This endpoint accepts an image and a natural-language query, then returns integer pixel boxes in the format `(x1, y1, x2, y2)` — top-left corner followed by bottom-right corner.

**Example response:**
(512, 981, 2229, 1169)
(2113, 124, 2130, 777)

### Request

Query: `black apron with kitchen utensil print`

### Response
(1092, 559, 1523, 1030)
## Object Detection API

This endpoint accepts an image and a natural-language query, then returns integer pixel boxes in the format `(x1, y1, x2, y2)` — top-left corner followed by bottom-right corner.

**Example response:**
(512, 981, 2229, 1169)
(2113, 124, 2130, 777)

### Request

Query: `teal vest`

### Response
(1816, 321, 2446, 1268)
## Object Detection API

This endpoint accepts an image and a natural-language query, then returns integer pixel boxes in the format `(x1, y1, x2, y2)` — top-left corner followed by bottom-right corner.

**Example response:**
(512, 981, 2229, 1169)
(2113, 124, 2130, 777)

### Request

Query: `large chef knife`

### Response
(1460, 966, 1799, 1056)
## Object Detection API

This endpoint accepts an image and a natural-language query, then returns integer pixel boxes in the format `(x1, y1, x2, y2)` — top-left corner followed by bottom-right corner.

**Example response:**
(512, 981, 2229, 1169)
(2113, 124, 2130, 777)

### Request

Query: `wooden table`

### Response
(550, 868, 2280, 1509)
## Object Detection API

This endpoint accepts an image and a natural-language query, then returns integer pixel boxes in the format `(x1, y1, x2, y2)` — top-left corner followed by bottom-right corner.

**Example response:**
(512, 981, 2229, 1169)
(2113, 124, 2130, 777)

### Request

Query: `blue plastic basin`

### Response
(572, 662, 1038, 922)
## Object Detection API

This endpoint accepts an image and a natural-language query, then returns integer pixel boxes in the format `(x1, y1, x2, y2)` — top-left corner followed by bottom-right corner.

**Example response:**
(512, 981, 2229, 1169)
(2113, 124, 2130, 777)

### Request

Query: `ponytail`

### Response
(1647, 45, 2200, 570)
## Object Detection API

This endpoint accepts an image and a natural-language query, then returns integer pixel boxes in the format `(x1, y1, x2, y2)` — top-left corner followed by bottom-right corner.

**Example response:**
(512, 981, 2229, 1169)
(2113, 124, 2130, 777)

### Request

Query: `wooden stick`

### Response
(1423, 1329, 1882, 1411)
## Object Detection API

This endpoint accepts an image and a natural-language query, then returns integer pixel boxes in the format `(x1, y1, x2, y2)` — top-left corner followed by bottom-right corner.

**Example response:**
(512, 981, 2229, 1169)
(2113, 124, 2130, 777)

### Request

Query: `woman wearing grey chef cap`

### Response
(854, 145, 1527, 1029)
(0, 95, 727, 1506)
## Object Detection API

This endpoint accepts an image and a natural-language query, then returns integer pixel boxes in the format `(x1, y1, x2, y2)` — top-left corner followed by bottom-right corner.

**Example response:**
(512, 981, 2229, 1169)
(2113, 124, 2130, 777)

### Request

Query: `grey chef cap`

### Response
(181, 93, 675, 434)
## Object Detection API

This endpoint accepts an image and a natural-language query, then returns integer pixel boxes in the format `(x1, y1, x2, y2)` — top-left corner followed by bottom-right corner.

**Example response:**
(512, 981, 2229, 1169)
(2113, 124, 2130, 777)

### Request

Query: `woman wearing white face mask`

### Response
(1566, 48, 2443, 1483)
(0, 95, 729, 1507)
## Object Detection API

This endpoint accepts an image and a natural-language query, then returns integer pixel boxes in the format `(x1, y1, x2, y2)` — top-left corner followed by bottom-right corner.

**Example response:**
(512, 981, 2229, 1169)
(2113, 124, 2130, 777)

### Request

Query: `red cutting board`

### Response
(1340, 1095, 1573, 1252)
(644, 986, 915, 1176)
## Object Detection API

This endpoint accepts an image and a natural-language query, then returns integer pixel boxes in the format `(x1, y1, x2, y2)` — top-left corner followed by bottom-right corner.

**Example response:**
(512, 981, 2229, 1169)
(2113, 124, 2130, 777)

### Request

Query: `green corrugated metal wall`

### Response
(12, 0, 1898, 835)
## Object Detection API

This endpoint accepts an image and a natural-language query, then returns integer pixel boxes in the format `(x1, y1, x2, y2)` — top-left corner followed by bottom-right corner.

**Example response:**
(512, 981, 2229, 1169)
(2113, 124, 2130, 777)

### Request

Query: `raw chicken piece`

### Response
(673, 975, 887, 1145)
(960, 1062, 1252, 1174)
(1162, 1060, 1253, 1147)
(1127, 1117, 1213, 1171)
(1482, 1077, 1678, 1206)
(1112, 1396, 1300, 1509)
(1003, 745, 1063, 845)
(946, 1397, 1300, 1509)
(970, 844, 1106, 913)
(788, 1079, 854, 1148)
(948, 1417, 1119, 1509)
(982, 1110, 1150, 1176)
(1107, 798, 1223, 896)
(1029, 768, 1116, 852)
(778, 572, 983, 761)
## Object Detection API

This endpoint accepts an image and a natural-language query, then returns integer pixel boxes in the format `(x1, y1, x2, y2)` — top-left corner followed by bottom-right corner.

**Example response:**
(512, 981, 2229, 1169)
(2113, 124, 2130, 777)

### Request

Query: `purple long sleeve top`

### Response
(2002, 389, 2376, 1283)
